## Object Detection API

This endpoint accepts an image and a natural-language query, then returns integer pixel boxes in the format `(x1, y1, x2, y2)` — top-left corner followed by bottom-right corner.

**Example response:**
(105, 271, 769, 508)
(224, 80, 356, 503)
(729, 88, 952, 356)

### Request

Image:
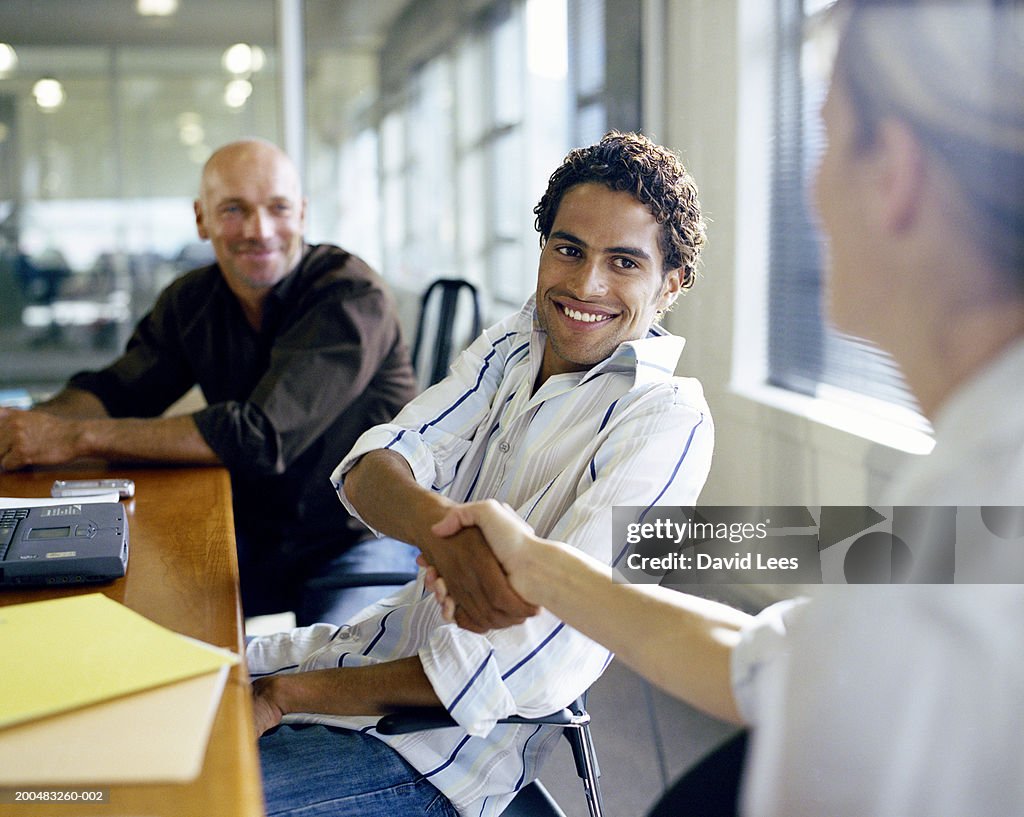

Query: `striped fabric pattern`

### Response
(248, 297, 714, 817)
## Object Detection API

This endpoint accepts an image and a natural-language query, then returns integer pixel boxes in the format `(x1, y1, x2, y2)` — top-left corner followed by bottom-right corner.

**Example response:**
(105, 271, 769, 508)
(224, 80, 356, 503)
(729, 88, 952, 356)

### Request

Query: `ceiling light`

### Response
(222, 43, 265, 76)
(136, 0, 179, 16)
(0, 43, 18, 76)
(33, 78, 66, 110)
(179, 122, 205, 146)
(224, 79, 253, 108)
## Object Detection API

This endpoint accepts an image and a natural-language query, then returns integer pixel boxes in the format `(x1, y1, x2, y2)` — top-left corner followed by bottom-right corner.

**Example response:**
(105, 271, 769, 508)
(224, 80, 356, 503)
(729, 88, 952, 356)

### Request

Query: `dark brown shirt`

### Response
(70, 243, 418, 568)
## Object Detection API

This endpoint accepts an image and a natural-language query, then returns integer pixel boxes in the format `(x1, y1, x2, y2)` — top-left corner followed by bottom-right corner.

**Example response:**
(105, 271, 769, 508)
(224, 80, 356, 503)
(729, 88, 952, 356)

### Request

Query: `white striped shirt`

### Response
(247, 297, 714, 817)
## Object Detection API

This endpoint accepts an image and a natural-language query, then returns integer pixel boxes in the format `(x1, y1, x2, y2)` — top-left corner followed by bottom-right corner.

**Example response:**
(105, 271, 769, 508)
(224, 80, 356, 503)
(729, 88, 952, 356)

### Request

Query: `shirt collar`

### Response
(886, 335, 1024, 504)
(263, 242, 310, 307)
(929, 335, 1024, 451)
(524, 295, 686, 388)
(246, 243, 311, 332)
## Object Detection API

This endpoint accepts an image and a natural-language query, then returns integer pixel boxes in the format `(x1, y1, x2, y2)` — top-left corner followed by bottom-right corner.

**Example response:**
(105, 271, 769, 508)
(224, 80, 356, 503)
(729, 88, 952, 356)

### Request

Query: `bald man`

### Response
(0, 140, 419, 625)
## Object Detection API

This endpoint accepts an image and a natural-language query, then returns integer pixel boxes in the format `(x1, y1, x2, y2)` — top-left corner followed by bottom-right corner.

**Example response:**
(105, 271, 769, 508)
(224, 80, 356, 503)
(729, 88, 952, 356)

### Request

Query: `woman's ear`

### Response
(873, 118, 927, 233)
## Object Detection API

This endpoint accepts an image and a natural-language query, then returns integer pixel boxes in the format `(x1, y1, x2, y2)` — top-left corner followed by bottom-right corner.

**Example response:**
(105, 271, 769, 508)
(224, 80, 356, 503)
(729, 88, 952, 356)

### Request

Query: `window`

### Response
(376, 0, 571, 313)
(570, 0, 606, 145)
(767, 0, 928, 431)
(0, 3, 278, 395)
(371, 0, 644, 314)
(567, 0, 642, 147)
(0, 0, 644, 397)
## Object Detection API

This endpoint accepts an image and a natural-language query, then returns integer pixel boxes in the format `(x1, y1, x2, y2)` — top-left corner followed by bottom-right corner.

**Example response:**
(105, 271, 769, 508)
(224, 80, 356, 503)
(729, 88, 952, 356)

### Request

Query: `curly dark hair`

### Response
(533, 131, 707, 288)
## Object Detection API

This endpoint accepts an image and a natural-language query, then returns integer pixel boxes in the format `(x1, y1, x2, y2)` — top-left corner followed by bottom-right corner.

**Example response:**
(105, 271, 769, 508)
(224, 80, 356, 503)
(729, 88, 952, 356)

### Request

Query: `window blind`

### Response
(767, 0, 927, 427)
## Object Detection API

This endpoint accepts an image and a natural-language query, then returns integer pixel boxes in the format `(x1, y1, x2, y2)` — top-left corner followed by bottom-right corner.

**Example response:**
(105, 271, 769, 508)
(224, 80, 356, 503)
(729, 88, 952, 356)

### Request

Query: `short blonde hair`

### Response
(834, 0, 1024, 278)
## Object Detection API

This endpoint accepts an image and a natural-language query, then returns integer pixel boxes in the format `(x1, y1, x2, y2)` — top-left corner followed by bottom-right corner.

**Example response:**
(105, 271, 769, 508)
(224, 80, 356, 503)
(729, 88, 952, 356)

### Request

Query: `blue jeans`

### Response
(260, 724, 459, 817)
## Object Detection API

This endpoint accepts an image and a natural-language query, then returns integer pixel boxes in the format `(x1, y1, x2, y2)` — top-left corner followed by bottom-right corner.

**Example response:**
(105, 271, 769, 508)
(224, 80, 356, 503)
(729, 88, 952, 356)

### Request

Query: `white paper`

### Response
(0, 492, 120, 509)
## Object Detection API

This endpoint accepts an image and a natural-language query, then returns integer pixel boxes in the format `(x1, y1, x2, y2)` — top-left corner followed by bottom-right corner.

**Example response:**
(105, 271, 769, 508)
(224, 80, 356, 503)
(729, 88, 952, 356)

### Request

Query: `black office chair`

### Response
(376, 695, 605, 817)
(412, 278, 483, 388)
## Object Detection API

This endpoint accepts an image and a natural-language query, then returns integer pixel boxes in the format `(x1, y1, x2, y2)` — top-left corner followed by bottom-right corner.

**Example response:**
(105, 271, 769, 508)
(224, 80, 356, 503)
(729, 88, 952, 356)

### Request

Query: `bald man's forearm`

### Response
(34, 386, 110, 419)
(73, 413, 221, 464)
(0, 408, 220, 470)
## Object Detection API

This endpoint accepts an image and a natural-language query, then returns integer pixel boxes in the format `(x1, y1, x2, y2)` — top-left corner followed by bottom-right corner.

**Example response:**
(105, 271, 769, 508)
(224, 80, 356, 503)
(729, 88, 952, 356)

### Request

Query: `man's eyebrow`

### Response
(550, 230, 652, 261)
(215, 196, 293, 207)
(606, 245, 652, 261)
(550, 230, 586, 247)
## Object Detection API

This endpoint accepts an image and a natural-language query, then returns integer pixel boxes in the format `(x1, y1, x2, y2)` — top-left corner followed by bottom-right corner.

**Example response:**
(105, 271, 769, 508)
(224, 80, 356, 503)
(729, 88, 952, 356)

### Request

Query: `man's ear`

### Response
(658, 267, 683, 311)
(194, 200, 209, 240)
(873, 118, 926, 233)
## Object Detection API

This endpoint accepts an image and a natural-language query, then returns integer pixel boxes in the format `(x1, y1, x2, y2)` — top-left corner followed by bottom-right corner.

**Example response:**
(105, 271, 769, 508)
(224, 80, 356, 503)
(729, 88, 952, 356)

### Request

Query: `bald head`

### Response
(199, 139, 302, 203)
(194, 139, 307, 321)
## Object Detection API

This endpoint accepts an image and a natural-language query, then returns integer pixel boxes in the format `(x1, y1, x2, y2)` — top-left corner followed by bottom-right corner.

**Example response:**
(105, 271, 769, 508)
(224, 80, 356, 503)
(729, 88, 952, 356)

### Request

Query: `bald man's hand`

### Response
(0, 408, 86, 470)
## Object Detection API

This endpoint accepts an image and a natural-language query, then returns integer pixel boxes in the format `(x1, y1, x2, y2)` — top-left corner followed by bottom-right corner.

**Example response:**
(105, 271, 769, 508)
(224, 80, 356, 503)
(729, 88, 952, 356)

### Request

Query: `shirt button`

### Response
(498, 441, 511, 453)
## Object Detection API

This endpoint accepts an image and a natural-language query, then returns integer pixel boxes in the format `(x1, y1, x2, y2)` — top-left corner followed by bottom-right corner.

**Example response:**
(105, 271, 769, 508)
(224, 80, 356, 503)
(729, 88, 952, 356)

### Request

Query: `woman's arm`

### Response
(430, 500, 751, 724)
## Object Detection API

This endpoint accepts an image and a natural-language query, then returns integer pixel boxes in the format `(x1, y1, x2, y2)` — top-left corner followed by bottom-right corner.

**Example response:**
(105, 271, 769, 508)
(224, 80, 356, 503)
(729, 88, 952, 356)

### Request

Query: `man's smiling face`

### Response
(195, 141, 306, 303)
(535, 182, 682, 385)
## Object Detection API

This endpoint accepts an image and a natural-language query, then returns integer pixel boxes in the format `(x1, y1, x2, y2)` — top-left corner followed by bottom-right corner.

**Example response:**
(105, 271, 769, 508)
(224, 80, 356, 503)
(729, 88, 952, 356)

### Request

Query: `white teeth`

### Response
(563, 306, 611, 324)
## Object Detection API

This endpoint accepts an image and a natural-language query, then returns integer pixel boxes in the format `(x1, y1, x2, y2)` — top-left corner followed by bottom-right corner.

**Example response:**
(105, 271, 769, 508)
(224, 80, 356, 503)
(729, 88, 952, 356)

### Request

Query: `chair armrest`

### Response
(305, 571, 418, 590)
(375, 706, 584, 735)
(376, 708, 460, 734)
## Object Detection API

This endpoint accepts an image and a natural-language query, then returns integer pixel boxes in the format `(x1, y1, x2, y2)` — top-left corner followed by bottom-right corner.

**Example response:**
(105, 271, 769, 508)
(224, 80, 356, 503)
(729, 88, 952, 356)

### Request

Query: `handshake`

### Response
(421, 500, 556, 631)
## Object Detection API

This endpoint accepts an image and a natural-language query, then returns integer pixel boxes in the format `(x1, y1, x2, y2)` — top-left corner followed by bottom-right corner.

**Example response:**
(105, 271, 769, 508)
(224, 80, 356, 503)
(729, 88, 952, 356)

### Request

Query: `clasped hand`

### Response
(424, 500, 542, 629)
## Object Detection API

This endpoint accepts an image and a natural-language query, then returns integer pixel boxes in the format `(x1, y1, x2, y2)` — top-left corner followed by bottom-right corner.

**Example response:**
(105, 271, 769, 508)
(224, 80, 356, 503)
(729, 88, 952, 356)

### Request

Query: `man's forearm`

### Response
(256, 656, 441, 726)
(343, 449, 453, 546)
(29, 388, 218, 463)
(75, 413, 221, 464)
(34, 387, 110, 419)
(1, 406, 218, 470)
(343, 449, 538, 631)
(520, 538, 751, 724)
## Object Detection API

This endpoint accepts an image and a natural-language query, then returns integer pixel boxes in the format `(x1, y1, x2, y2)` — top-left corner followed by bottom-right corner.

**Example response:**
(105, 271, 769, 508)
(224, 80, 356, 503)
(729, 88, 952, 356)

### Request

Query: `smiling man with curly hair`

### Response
(249, 131, 715, 817)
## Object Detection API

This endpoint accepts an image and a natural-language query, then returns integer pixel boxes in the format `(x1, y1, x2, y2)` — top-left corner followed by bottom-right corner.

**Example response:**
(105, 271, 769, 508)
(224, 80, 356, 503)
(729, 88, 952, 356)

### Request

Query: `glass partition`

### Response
(0, 2, 277, 395)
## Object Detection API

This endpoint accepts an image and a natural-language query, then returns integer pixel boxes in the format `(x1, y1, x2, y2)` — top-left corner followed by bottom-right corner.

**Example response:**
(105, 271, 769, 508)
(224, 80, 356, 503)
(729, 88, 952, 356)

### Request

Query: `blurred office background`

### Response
(0, 1, 935, 813)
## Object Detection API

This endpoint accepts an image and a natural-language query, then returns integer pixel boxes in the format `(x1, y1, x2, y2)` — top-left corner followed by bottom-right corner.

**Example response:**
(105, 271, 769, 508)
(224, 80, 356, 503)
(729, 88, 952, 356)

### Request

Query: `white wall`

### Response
(653, 0, 925, 512)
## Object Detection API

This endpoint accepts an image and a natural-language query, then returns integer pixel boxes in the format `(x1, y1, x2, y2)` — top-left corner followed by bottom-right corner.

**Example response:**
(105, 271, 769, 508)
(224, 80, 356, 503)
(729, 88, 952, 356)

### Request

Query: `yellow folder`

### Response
(0, 593, 238, 730)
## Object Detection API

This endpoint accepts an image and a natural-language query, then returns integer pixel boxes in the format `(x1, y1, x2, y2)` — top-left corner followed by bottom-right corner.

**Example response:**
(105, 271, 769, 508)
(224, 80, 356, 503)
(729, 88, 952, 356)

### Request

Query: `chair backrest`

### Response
(412, 278, 483, 388)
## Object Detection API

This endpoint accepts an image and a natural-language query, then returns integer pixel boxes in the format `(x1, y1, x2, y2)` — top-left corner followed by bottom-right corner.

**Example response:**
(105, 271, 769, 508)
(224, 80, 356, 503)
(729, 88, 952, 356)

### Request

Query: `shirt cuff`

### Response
(419, 625, 517, 738)
(246, 623, 340, 675)
(332, 424, 439, 531)
(730, 596, 809, 725)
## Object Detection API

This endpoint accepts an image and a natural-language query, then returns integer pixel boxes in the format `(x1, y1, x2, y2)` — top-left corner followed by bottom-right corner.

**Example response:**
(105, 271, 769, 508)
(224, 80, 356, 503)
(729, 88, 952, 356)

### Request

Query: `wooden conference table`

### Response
(0, 465, 265, 817)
